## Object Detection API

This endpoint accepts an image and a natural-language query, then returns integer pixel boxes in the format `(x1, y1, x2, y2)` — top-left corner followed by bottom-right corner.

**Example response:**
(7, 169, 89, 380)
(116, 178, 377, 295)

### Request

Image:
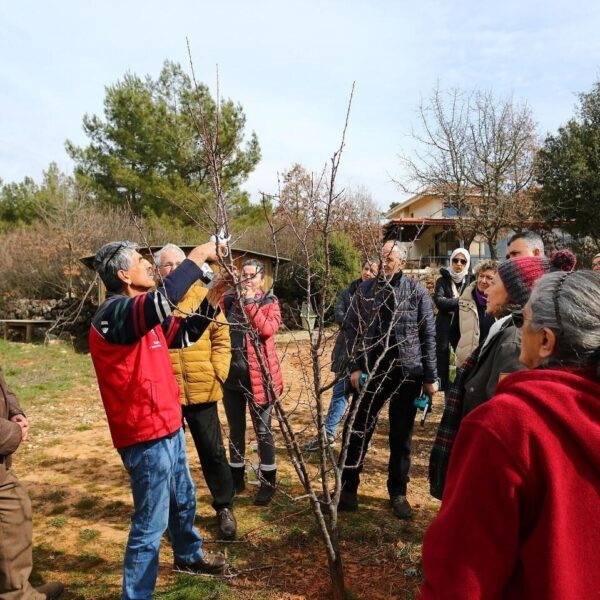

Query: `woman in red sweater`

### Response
(419, 270, 600, 599)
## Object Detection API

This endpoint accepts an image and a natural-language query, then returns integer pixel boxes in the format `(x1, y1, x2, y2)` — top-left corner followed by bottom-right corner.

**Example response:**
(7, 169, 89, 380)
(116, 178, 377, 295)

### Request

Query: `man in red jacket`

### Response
(90, 240, 229, 600)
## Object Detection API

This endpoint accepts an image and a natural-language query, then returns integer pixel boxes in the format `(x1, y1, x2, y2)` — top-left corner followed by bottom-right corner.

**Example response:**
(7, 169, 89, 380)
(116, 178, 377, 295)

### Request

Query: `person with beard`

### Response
(339, 240, 437, 519)
(433, 248, 473, 392)
(419, 270, 600, 600)
(303, 258, 379, 452)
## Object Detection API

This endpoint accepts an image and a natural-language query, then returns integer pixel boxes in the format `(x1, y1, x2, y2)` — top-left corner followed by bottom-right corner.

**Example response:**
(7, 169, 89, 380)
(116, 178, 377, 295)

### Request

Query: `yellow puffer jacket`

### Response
(169, 283, 231, 404)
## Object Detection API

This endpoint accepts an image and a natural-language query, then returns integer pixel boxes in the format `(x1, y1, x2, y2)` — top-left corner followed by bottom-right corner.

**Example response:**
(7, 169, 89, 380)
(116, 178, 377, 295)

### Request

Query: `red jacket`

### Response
(224, 293, 283, 405)
(90, 325, 182, 449)
(419, 368, 600, 600)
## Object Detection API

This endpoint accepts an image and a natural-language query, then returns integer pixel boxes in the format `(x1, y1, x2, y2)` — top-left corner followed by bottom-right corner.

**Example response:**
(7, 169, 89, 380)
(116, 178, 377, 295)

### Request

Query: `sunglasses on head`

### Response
(452, 258, 467, 265)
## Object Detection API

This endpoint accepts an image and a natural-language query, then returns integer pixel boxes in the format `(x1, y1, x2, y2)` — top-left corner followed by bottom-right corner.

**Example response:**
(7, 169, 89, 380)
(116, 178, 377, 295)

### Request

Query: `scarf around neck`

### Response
(474, 286, 487, 306)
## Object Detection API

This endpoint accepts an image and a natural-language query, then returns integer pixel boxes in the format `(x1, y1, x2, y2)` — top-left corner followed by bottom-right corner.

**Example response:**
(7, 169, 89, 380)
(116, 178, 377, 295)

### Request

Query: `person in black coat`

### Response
(434, 247, 472, 391)
(340, 240, 438, 520)
(303, 258, 379, 452)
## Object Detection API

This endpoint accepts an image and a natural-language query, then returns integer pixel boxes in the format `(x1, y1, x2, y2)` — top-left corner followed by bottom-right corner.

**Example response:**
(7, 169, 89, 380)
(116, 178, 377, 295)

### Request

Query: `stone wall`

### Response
(0, 297, 97, 348)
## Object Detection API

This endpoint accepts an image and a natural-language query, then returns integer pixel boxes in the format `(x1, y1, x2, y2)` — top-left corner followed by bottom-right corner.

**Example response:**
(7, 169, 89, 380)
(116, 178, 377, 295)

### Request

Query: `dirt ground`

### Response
(4, 338, 442, 600)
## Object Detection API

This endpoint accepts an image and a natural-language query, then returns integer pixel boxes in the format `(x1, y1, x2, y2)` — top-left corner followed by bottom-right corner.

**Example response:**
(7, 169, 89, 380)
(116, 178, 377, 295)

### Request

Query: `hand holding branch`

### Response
(187, 240, 227, 267)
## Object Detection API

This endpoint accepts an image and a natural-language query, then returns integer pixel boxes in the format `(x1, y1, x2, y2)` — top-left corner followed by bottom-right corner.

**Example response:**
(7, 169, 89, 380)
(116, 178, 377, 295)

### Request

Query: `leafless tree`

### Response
(397, 85, 539, 258)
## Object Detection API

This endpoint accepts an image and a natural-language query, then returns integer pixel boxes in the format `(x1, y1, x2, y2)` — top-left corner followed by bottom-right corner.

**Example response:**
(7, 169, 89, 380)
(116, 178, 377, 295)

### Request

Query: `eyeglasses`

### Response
(161, 262, 182, 271)
(452, 258, 468, 265)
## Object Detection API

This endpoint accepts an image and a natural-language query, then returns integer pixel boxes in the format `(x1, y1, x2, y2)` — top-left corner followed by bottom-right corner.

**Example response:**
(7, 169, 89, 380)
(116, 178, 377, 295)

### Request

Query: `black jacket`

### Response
(434, 267, 472, 348)
(330, 278, 361, 373)
(345, 273, 437, 383)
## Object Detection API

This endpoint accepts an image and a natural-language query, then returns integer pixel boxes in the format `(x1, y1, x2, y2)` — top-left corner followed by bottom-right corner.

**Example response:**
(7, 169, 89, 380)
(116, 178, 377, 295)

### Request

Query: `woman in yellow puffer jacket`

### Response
(156, 244, 237, 541)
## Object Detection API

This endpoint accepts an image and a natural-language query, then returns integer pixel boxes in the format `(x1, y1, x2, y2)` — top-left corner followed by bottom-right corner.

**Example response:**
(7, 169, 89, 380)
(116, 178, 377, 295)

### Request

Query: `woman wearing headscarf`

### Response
(433, 248, 472, 391)
(419, 270, 600, 599)
(429, 250, 576, 499)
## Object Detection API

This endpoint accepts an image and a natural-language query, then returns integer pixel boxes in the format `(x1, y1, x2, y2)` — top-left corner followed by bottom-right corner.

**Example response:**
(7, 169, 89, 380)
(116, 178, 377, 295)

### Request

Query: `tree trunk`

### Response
(327, 551, 346, 600)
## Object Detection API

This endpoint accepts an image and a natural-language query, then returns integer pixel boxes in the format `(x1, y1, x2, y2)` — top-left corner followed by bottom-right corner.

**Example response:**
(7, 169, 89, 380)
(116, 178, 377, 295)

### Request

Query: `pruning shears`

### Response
(201, 228, 231, 284)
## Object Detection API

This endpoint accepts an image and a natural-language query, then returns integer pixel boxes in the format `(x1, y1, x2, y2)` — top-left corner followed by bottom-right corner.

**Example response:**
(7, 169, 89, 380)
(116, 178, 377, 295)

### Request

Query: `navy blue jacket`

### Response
(345, 273, 437, 383)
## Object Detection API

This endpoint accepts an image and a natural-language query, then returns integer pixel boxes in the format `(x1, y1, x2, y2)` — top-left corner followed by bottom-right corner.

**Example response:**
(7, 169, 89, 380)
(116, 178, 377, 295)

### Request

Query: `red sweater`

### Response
(419, 368, 600, 600)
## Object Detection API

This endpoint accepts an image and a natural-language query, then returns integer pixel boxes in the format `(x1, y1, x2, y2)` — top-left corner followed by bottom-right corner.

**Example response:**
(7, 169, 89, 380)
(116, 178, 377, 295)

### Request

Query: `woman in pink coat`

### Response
(222, 259, 283, 506)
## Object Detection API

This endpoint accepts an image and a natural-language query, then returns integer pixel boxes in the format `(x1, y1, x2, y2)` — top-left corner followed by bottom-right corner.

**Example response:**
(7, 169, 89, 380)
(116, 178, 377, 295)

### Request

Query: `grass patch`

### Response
(49, 515, 68, 528)
(39, 489, 68, 503)
(80, 528, 101, 542)
(0, 339, 95, 409)
(74, 496, 99, 511)
(155, 574, 228, 600)
(49, 503, 68, 515)
(75, 424, 94, 432)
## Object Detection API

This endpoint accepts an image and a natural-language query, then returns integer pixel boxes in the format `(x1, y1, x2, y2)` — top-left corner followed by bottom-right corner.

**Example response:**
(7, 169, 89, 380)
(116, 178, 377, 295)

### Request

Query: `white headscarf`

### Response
(449, 247, 471, 284)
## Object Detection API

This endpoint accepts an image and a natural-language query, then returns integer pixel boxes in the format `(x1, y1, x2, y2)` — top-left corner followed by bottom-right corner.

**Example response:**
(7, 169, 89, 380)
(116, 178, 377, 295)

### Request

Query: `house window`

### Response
(434, 231, 460, 263)
(442, 204, 468, 218)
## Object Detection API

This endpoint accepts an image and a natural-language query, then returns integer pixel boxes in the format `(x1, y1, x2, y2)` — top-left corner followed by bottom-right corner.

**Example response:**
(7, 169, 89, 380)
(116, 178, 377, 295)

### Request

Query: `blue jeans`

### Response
(118, 428, 204, 600)
(324, 375, 349, 437)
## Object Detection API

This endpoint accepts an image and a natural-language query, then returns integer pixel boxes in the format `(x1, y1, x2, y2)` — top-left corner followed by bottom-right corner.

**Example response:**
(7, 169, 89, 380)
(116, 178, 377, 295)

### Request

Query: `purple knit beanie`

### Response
(497, 249, 576, 308)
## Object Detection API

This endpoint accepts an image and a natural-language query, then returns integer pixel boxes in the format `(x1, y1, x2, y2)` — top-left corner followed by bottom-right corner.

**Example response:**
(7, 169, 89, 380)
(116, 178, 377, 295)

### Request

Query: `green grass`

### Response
(80, 528, 101, 542)
(155, 575, 229, 600)
(49, 515, 68, 528)
(0, 339, 95, 409)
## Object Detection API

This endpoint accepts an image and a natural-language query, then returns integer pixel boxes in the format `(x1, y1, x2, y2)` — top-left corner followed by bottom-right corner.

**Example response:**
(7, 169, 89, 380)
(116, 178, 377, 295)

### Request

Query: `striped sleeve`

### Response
(94, 290, 174, 345)
(162, 298, 219, 349)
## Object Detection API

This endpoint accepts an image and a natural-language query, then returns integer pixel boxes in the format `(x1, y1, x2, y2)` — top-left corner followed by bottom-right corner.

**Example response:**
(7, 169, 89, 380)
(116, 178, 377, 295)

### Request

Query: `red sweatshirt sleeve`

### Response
(419, 416, 525, 600)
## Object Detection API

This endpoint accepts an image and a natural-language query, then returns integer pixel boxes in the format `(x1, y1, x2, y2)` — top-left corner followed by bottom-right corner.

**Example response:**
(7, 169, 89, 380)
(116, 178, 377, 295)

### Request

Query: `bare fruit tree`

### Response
(163, 48, 435, 599)
(396, 85, 539, 258)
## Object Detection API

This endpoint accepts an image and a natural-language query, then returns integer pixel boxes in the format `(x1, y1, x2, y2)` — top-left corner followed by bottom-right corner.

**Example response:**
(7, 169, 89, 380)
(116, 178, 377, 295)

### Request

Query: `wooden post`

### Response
(25, 323, 32, 343)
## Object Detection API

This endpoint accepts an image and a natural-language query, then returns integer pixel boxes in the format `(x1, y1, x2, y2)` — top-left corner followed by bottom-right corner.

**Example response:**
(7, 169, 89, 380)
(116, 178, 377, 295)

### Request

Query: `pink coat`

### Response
(223, 294, 283, 406)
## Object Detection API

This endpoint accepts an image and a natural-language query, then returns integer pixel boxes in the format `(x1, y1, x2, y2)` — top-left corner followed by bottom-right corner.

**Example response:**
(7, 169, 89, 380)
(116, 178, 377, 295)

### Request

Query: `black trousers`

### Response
(341, 372, 422, 498)
(182, 402, 234, 511)
(222, 387, 276, 469)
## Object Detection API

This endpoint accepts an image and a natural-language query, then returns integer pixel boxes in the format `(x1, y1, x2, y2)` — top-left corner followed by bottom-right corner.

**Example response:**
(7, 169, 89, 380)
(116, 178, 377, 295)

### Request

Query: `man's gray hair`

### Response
(382, 239, 408, 261)
(93, 241, 138, 293)
(508, 230, 545, 254)
(154, 243, 185, 267)
(242, 258, 265, 277)
(529, 271, 600, 372)
(474, 259, 499, 275)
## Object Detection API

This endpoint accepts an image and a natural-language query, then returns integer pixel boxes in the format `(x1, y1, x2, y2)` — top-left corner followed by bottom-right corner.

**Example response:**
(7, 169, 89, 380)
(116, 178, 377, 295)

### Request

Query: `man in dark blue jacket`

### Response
(341, 240, 437, 519)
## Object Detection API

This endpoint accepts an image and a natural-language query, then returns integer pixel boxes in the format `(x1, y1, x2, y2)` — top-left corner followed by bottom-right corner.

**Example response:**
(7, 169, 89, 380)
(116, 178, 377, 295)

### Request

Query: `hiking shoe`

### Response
(303, 434, 335, 452)
(174, 552, 228, 576)
(36, 582, 65, 599)
(217, 507, 237, 540)
(391, 495, 413, 520)
(338, 489, 358, 512)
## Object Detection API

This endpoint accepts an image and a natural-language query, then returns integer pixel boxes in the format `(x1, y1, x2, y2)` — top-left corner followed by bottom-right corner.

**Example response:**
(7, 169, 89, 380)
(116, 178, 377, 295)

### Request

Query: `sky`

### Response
(1, 0, 600, 210)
